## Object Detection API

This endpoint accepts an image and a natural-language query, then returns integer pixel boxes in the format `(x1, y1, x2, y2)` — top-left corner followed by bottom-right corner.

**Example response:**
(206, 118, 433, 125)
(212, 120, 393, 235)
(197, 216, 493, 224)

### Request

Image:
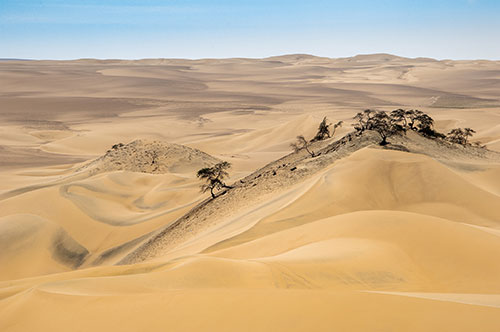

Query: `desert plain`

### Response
(1, 53, 500, 331)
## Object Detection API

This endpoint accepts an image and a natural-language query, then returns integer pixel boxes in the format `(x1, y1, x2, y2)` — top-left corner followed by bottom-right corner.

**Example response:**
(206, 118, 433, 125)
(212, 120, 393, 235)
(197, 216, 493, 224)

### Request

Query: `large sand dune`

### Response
(1, 54, 500, 331)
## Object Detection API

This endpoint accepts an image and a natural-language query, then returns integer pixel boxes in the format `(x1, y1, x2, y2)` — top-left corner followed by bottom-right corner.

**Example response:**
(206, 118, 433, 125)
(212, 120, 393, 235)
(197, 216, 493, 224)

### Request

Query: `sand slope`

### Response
(0, 140, 221, 280)
(1, 54, 500, 331)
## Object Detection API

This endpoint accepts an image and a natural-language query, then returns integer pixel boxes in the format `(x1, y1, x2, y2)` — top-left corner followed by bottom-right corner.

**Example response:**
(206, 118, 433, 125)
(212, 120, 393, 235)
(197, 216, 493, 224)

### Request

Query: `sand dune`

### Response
(1, 54, 500, 331)
(0, 140, 222, 279)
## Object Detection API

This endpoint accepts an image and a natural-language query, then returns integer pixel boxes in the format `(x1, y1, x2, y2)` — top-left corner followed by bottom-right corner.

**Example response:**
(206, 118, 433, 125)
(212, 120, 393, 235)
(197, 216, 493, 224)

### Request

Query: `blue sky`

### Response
(1, 0, 499, 59)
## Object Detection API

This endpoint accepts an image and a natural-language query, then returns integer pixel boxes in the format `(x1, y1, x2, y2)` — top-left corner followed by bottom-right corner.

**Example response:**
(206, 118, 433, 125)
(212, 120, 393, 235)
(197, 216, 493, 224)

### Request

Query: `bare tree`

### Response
(197, 161, 232, 199)
(331, 120, 343, 137)
(291, 135, 315, 157)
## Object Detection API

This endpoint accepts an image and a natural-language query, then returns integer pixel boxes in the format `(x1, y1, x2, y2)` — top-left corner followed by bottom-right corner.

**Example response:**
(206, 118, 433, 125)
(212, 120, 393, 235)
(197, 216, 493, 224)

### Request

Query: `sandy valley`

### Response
(1, 53, 500, 331)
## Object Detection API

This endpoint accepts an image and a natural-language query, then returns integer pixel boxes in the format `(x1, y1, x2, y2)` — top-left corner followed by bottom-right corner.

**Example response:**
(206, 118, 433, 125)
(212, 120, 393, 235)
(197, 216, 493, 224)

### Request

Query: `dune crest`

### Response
(79, 139, 221, 175)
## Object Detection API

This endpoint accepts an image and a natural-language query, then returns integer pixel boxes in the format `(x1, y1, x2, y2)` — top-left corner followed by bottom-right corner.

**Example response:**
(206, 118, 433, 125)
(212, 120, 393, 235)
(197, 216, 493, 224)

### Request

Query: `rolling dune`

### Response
(1, 54, 500, 331)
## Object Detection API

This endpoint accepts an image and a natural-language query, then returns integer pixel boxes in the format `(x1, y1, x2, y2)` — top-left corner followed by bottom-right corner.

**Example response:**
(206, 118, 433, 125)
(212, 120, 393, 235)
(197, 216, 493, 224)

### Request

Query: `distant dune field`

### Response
(1, 54, 500, 331)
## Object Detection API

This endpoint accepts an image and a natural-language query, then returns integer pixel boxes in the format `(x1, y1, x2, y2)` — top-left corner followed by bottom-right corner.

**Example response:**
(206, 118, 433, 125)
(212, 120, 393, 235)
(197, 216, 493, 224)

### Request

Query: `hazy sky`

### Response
(1, 0, 499, 60)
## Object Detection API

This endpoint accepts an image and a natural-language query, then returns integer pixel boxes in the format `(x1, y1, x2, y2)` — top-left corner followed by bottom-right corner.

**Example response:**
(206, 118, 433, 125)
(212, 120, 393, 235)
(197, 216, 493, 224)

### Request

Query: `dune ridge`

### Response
(1, 55, 500, 331)
(121, 130, 500, 265)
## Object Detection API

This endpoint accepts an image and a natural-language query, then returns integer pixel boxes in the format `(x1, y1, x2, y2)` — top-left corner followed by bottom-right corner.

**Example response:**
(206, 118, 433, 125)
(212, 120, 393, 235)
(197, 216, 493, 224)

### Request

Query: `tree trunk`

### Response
(380, 134, 388, 146)
(305, 146, 315, 157)
(210, 187, 215, 199)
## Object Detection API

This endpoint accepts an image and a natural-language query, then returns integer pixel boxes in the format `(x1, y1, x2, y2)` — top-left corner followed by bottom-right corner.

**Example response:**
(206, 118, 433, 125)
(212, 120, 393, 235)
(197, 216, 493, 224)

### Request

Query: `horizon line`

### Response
(2, 53, 500, 62)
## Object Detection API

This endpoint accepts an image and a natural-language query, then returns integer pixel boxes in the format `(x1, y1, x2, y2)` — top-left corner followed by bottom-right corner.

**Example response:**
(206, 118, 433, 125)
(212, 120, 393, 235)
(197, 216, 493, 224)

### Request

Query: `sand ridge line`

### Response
(120, 129, 500, 264)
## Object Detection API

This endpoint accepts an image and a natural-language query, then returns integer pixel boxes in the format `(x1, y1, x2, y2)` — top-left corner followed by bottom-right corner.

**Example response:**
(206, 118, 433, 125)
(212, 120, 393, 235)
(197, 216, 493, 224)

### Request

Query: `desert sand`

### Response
(1, 54, 500, 331)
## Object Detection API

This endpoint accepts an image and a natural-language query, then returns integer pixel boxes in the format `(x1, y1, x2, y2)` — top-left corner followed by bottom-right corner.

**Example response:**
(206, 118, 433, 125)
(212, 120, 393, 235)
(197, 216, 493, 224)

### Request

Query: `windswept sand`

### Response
(1, 54, 500, 331)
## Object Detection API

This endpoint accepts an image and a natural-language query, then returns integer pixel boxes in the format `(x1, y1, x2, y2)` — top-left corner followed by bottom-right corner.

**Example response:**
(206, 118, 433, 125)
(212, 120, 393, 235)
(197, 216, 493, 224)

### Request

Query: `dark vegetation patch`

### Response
(51, 230, 89, 268)
(91, 232, 153, 266)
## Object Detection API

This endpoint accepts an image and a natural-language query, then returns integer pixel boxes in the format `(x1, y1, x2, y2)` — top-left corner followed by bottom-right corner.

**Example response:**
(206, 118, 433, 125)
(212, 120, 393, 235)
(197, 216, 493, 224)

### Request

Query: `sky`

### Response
(1, 0, 499, 60)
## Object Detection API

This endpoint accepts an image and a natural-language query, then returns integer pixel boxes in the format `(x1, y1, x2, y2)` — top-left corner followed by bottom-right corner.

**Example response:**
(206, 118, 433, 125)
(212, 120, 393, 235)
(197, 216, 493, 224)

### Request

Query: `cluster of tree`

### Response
(352, 109, 484, 148)
(196, 161, 232, 198)
(198, 116, 345, 199)
(196, 111, 483, 199)
(447, 127, 478, 146)
(353, 110, 398, 145)
(353, 109, 445, 145)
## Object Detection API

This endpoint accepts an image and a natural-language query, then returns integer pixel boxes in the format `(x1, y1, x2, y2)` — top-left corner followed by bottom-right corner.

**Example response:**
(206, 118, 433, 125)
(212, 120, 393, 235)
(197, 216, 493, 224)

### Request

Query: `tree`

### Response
(363, 109, 375, 129)
(197, 161, 232, 199)
(414, 113, 446, 138)
(447, 128, 466, 145)
(415, 113, 434, 131)
(352, 110, 405, 144)
(390, 109, 407, 127)
(369, 111, 398, 145)
(406, 109, 424, 130)
(352, 109, 448, 142)
(363, 109, 374, 119)
(463, 128, 476, 145)
(312, 117, 331, 141)
(291, 135, 315, 157)
(331, 120, 343, 137)
(353, 112, 365, 133)
(447, 127, 481, 147)
(353, 109, 375, 133)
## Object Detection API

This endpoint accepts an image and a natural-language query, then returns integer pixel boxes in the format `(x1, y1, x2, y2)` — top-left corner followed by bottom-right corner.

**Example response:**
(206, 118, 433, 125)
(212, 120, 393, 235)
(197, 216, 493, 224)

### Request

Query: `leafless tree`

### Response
(331, 120, 343, 137)
(291, 135, 315, 157)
